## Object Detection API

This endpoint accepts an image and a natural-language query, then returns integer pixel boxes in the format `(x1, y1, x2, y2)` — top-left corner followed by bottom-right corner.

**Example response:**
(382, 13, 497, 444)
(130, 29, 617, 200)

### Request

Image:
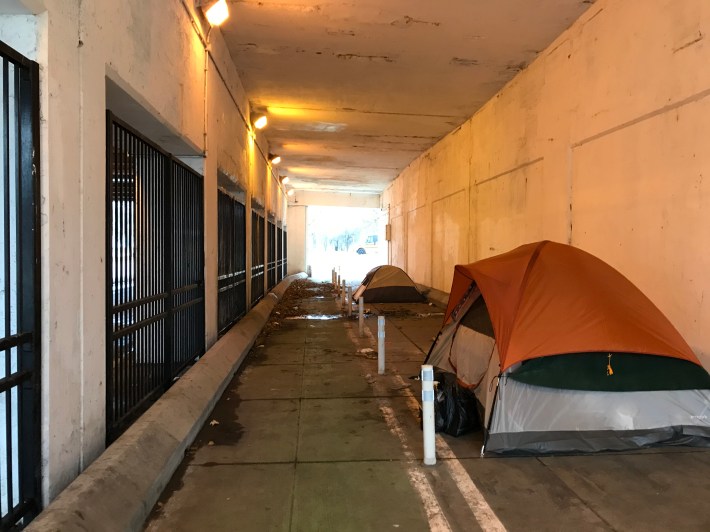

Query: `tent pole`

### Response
(481, 378, 500, 457)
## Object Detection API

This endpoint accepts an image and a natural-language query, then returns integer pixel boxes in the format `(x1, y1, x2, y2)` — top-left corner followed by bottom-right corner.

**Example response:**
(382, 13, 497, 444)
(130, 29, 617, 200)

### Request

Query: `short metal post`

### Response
(378, 316, 385, 375)
(346, 286, 352, 316)
(358, 297, 364, 337)
(337, 274, 341, 295)
(332, 269, 335, 285)
(341, 280, 346, 307)
(421, 364, 436, 465)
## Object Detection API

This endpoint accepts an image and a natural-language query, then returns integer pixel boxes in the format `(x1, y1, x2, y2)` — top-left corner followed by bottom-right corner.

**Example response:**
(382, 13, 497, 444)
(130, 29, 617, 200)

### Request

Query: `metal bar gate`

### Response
(106, 112, 205, 443)
(0, 40, 41, 529)
(283, 230, 288, 279)
(217, 191, 246, 335)
(276, 226, 283, 283)
(266, 220, 276, 290)
(250, 212, 264, 305)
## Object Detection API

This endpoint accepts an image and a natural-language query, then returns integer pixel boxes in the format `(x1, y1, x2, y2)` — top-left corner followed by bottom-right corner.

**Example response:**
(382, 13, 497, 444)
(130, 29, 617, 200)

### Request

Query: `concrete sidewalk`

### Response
(145, 280, 710, 532)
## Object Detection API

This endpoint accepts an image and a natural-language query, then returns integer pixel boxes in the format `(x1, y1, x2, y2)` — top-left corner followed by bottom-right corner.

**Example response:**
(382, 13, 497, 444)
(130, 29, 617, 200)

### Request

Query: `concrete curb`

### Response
(27, 273, 306, 532)
(416, 283, 449, 309)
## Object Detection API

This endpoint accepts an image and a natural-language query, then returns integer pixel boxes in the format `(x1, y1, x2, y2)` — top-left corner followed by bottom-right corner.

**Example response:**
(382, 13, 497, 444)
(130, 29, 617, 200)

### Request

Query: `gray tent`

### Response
(352, 265, 425, 303)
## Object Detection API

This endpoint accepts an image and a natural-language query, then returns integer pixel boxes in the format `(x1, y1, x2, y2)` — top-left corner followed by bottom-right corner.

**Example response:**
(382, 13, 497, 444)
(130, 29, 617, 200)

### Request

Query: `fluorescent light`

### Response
(204, 0, 229, 26)
(252, 114, 267, 130)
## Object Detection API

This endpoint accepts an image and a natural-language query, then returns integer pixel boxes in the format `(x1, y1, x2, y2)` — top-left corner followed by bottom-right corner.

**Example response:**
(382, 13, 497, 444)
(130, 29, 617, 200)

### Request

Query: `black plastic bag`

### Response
(433, 369, 480, 436)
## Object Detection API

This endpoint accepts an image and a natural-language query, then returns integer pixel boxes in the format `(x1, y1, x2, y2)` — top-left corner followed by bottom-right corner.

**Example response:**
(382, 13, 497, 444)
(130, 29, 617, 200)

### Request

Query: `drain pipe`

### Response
(377, 316, 385, 375)
(358, 297, 364, 337)
(421, 364, 436, 465)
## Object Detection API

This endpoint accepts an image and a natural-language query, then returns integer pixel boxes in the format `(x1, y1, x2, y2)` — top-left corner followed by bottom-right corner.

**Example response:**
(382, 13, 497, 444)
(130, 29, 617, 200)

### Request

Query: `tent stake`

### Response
(421, 364, 436, 465)
(378, 316, 386, 375)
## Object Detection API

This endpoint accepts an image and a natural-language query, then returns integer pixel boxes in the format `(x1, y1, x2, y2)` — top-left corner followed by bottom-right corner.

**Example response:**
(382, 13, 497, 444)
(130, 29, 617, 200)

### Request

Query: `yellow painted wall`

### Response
(383, 0, 710, 366)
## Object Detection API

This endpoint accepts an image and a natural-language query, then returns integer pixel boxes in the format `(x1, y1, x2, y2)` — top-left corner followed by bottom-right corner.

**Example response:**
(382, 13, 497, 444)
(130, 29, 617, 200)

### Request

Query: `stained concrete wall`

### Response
(0, 0, 286, 505)
(383, 0, 710, 367)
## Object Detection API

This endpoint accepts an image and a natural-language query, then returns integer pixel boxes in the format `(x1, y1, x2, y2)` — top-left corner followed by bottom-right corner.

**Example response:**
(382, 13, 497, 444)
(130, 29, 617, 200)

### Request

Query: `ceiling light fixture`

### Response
(199, 0, 230, 27)
(287, 189, 295, 197)
(280, 176, 290, 185)
(252, 113, 267, 130)
(269, 154, 282, 165)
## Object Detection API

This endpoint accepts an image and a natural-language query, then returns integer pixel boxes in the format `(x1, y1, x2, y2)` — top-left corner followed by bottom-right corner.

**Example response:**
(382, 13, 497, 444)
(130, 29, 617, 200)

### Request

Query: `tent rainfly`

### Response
(426, 240, 710, 455)
(352, 265, 426, 303)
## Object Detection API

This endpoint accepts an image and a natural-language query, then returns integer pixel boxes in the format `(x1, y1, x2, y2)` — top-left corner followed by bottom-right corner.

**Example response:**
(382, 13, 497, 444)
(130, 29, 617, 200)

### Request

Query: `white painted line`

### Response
(392, 374, 507, 532)
(435, 439, 506, 532)
(378, 403, 452, 532)
(348, 321, 507, 531)
(344, 325, 451, 531)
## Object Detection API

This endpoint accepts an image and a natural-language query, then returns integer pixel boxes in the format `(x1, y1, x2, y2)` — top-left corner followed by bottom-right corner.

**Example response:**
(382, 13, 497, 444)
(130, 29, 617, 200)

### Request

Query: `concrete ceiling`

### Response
(220, 0, 594, 193)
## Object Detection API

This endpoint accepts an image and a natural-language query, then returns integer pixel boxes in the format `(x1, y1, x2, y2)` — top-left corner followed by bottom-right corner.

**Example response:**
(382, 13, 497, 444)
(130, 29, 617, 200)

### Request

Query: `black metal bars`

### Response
(0, 40, 40, 529)
(276, 226, 284, 283)
(106, 112, 205, 444)
(250, 212, 265, 305)
(283, 230, 288, 279)
(266, 221, 276, 289)
(217, 191, 246, 335)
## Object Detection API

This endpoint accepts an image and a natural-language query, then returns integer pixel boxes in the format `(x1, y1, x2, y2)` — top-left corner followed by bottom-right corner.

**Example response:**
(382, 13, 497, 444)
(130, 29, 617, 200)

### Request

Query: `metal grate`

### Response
(106, 112, 205, 443)
(276, 226, 284, 283)
(266, 221, 276, 290)
(250, 212, 265, 305)
(283, 230, 288, 279)
(217, 191, 246, 335)
(0, 40, 41, 529)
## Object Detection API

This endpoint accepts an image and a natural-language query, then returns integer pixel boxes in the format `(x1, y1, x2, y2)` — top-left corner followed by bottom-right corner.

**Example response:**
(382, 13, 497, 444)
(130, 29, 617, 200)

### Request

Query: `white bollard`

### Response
(346, 286, 352, 316)
(377, 316, 385, 375)
(421, 364, 436, 465)
(358, 297, 364, 337)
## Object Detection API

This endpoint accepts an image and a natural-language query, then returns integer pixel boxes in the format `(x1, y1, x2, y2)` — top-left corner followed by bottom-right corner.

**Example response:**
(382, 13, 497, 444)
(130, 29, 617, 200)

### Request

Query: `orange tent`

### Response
(444, 241, 699, 371)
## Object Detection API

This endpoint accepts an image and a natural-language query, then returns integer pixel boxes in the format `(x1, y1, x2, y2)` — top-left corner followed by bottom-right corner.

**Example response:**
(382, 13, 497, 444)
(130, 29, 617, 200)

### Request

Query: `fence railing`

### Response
(0, 39, 41, 530)
(276, 226, 284, 283)
(106, 112, 205, 443)
(283, 231, 288, 279)
(250, 212, 265, 305)
(266, 221, 276, 289)
(217, 191, 247, 335)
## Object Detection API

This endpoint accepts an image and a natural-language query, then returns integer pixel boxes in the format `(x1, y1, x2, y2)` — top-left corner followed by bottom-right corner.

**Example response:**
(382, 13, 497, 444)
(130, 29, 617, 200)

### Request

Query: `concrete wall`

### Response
(0, 0, 286, 504)
(288, 190, 380, 208)
(287, 205, 307, 275)
(383, 0, 710, 367)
